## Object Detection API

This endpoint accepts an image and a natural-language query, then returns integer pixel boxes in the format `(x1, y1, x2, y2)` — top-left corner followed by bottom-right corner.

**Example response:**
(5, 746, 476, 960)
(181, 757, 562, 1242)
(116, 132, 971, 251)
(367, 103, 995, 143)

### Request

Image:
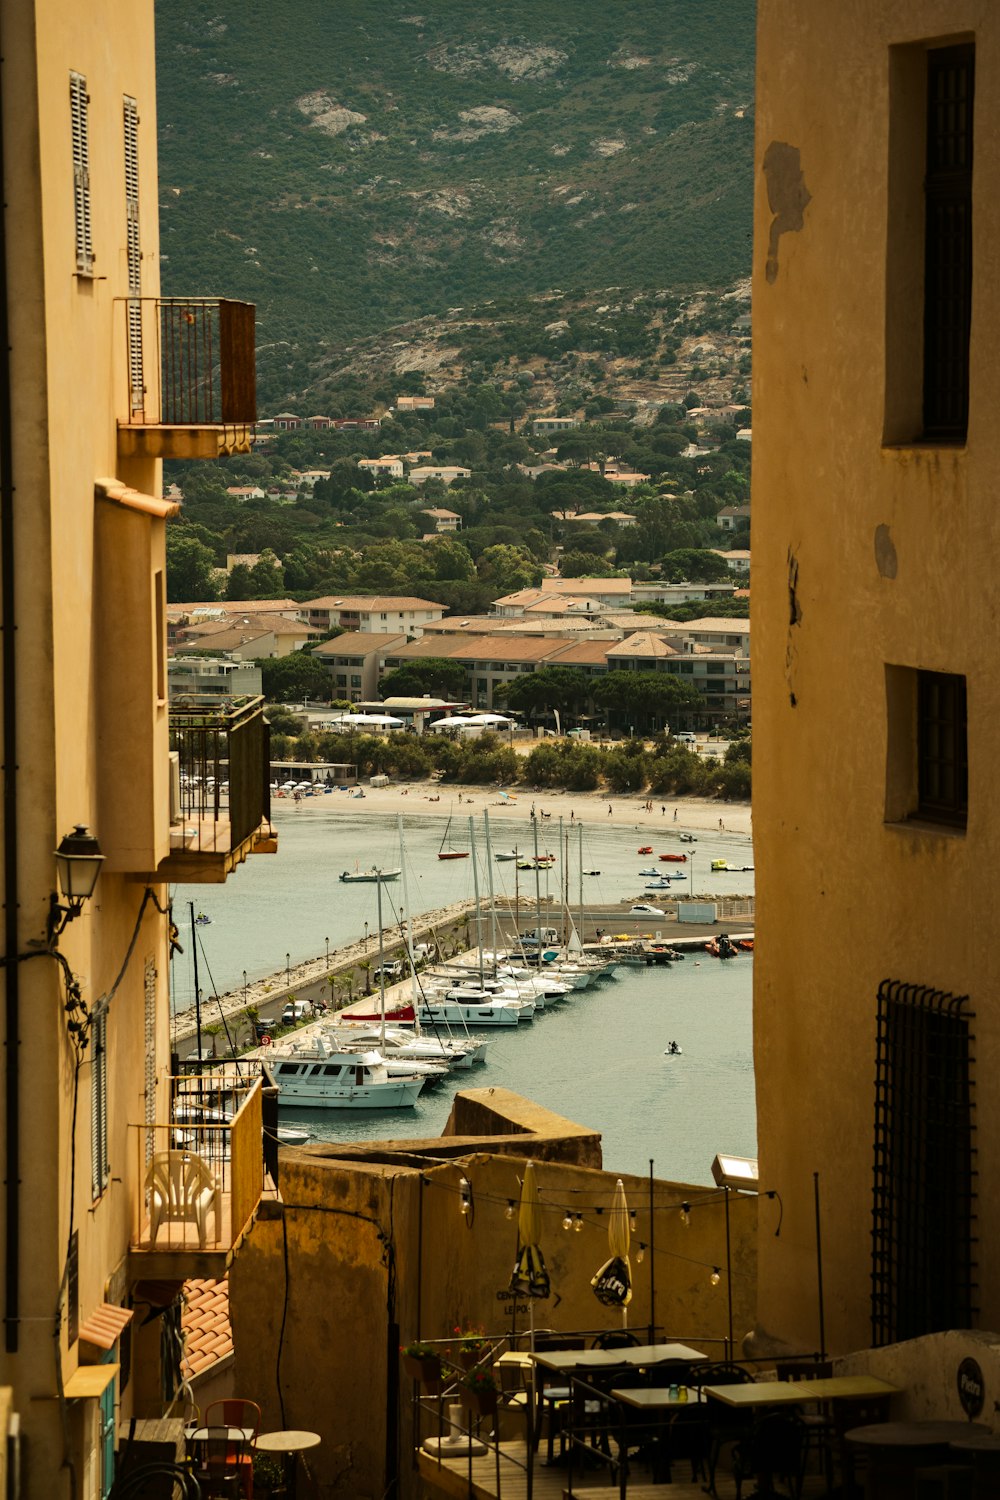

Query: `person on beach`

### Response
(661, 805, 666, 816)
(673, 808, 678, 821)
(608, 804, 612, 816)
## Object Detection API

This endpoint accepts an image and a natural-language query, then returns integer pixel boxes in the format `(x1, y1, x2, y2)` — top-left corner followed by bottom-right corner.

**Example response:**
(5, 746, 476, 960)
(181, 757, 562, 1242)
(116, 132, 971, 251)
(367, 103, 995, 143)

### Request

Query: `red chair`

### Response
(204, 1401, 261, 1498)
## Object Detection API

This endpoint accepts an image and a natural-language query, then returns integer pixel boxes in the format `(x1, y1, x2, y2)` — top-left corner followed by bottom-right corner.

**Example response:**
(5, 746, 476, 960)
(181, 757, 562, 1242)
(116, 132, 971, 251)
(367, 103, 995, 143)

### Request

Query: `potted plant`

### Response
(400, 1341, 443, 1392)
(452, 1325, 490, 1369)
(457, 1366, 498, 1418)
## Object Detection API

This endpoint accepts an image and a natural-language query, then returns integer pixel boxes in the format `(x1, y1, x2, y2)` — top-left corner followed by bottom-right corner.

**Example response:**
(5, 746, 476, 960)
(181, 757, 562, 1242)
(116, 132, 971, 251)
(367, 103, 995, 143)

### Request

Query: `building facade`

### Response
(0, 4, 270, 1493)
(752, 2, 995, 1355)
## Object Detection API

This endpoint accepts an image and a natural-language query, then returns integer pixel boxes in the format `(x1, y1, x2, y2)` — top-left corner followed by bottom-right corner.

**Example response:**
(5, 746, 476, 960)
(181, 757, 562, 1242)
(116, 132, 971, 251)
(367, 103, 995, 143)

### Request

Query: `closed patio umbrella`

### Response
(592, 1177, 632, 1326)
(509, 1160, 549, 1351)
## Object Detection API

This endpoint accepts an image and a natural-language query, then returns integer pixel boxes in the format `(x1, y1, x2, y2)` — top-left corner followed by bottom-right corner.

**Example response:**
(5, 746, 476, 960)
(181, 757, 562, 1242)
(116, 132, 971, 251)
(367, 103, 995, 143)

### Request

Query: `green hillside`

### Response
(155, 0, 755, 407)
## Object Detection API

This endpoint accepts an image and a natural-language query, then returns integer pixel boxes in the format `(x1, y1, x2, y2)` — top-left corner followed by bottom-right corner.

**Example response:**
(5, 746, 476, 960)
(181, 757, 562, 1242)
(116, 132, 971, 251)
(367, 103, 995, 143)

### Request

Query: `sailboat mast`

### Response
(398, 814, 420, 1031)
(483, 809, 499, 963)
(532, 816, 543, 948)
(189, 901, 203, 1061)
(469, 816, 484, 989)
(559, 816, 566, 946)
(376, 872, 386, 1050)
(578, 821, 585, 944)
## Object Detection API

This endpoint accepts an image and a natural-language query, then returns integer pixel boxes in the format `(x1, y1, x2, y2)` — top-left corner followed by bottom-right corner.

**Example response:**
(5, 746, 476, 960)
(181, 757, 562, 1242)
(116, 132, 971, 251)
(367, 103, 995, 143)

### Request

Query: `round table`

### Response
(950, 1433, 1000, 1499)
(846, 1421, 990, 1500)
(256, 1431, 321, 1500)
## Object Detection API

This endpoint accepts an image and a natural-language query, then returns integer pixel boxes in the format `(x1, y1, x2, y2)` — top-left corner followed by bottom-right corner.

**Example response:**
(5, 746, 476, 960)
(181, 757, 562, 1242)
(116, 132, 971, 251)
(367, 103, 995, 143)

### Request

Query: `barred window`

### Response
(923, 45, 974, 440)
(917, 669, 968, 825)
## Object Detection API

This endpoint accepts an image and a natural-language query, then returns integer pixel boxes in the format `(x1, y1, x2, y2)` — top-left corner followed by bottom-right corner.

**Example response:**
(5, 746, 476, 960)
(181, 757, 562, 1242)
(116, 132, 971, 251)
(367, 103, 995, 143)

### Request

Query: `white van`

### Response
(675, 732, 697, 745)
(520, 927, 559, 945)
(281, 1000, 313, 1026)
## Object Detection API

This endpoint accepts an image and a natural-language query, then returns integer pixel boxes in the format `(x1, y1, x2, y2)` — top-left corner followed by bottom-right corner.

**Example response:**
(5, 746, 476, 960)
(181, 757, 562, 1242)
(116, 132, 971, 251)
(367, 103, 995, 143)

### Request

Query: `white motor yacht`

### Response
(266, 1035, 424, 1109)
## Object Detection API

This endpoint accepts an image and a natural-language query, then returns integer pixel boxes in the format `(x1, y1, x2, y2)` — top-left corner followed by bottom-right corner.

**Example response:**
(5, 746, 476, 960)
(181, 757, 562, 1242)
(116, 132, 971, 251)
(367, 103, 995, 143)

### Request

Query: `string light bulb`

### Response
(574, 1213, 584, 1233)
(636, 1243, 645, 1264)
(710, 1267, 721, 1287)
(459, 1177, 472, 1216)
(505, 1200, 515, 1220)
(563, 1211, 573, 1231)
(629, 1211, 637, 1232)
(680, 1202, 691, 1227)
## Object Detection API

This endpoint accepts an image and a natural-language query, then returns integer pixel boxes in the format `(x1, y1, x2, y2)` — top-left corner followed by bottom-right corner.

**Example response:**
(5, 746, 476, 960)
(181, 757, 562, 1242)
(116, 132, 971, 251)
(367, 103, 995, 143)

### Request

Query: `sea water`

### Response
(171, 802, 756, 1183)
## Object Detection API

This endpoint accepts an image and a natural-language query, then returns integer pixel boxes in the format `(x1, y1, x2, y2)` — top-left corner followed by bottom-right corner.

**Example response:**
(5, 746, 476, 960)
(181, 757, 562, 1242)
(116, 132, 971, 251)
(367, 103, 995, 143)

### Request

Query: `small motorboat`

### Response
(660, 853, 687, 863)
(494, 851, 518, 862)
(339, 867, 401, 883)
(738, 939, 754, 952)
(584, 870, 601, 876)
(706, 934, 739, 959)
(679, 833, 697, 844)
(638, 846, 653, 855)
(664, 1041, 683, 1056)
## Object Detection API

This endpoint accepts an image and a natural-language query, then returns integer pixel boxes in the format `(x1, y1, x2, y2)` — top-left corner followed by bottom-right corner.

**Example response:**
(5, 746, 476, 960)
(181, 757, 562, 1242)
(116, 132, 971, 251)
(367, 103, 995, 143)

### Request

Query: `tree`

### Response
(476, 544, 543, 594)
(257, 653, 333, 703)
(495, 667, 592, 725)
(380, 659, 468, 700)
(560, 551, 617, 578)
(166, 531, 218, 602)
(247, 548, 285, 597)
(660, 548, 732, 583)
(593, 672, 701, 732)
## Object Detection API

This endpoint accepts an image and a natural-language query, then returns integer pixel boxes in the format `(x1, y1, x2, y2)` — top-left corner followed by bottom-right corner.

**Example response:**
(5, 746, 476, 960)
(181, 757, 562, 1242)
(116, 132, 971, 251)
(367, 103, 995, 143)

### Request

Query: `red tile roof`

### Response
(182, 1278, 232, 1379)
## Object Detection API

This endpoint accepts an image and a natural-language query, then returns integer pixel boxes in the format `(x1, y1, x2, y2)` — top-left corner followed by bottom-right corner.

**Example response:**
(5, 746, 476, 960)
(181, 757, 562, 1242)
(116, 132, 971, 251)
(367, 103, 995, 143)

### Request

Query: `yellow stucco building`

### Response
(752, 3, 993, 1358)
(0, 2, 265, 1494)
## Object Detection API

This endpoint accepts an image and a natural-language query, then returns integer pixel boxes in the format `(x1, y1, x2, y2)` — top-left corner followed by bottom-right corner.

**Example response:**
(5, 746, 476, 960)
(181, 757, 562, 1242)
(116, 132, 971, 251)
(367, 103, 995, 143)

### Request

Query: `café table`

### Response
(256, 1429, 321, 1500)
(846, 1419, 990, 1500)
(950, 1432, 1000, 1498)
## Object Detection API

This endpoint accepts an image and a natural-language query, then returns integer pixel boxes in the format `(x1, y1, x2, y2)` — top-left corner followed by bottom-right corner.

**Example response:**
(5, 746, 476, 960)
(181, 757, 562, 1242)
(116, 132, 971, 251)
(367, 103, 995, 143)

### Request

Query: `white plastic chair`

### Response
(146, 1149, 221, 1248)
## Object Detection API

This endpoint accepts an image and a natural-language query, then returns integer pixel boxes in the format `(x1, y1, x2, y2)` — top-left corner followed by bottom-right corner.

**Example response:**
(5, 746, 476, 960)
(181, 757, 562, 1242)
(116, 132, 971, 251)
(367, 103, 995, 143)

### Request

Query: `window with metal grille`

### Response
(917, 669, 967, 825)
(923, 44, 974, 440)
(70, 71, 93, 275)
(91, 1006, 109, 1198)
(872, 979, 976, 1345)
(123, 96, 144, 414)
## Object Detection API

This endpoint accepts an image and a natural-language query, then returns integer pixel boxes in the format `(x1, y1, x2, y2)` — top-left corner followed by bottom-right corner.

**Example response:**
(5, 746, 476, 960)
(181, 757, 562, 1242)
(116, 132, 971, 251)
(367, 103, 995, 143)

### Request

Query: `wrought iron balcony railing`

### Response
(163, 695, 275, 880)
(117, 297, 256, 458)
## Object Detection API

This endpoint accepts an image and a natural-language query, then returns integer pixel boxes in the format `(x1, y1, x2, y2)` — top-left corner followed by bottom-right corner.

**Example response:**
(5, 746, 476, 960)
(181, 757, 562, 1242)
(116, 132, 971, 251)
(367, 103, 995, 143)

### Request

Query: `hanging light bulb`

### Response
(680, 1202, 691, 1227)
(459, 1176, 471, 1216)
(710, 1267, 721, 1287)
(562, 1210, 573, 1231)
(636, 1243, 645, 1264)
(505, 1200, 515, 1220)
(629, 1211, 637, 1233)
(574, 1213, 584, 1233)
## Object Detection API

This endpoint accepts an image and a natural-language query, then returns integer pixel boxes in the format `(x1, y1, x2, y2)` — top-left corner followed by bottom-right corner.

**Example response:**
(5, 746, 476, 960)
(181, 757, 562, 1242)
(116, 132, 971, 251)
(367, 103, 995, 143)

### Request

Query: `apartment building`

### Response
(301, 594, 445, 636)
(311, 632, 406, 702)
(0, 4, 272, 1492)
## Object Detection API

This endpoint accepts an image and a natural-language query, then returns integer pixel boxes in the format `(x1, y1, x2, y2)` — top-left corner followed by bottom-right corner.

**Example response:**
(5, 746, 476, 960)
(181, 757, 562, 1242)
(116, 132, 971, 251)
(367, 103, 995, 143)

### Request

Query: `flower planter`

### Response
(458, 1347, 484, 1371)
(402, 1353, 442, 1393)
(458, 1385, 498, 1419)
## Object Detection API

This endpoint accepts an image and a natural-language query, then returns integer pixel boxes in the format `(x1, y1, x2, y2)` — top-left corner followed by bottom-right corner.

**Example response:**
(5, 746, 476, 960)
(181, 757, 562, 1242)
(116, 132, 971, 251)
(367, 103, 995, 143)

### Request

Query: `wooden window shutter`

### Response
(70, 71, 93, 274)
(91, 1008, 109, 1198)
(123, 96, 144, 414)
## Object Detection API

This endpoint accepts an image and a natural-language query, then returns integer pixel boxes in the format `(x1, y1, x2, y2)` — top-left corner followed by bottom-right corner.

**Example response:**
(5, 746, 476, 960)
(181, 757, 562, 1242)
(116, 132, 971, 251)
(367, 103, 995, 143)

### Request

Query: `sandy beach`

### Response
(272, 782, 752, 839)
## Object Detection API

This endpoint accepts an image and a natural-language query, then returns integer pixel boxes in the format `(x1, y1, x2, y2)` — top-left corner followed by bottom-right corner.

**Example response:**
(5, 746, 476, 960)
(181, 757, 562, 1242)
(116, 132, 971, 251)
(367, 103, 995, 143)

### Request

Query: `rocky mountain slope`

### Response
(156, 0, 755, 407)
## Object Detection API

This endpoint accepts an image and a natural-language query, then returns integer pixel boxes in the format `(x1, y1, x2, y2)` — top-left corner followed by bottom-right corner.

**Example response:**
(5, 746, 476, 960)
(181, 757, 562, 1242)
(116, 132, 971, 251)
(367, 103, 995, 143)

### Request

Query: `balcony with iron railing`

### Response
(116, 297, 256, 459)
(129, 1072, 265, 1279)
(158, 695, 276, 882)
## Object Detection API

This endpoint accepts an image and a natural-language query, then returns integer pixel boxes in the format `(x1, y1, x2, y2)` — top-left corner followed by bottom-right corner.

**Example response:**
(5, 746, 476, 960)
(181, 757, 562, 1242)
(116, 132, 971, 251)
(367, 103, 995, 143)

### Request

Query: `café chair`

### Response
(591, 1330, 640, 1351)
(732, 1411, 808, 1500)
(531, 1333, 587, 1461)
(698, 1361, 756, 1498)
(188, 1426, 248, 1499)
(146, 1150, 221, 1249)
(204, 1400, 261, 1498)
(775, 1359, 834, 1489)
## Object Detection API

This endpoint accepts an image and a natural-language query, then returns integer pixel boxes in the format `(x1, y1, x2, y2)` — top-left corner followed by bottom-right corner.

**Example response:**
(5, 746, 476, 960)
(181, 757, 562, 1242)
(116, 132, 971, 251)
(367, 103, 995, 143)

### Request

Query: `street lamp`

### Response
(364, 921, 369, 948)
(286, 953, 291, 987)
(325, 936, 330, 967)
(49, 824, 105, 939)
(689, 854, 695, 896)
(243, 970, 248, 1005)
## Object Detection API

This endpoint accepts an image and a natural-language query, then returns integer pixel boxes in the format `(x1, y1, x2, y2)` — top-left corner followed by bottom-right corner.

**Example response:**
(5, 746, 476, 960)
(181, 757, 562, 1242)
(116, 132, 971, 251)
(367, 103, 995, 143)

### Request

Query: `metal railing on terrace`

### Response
(169, 695, 271, 864)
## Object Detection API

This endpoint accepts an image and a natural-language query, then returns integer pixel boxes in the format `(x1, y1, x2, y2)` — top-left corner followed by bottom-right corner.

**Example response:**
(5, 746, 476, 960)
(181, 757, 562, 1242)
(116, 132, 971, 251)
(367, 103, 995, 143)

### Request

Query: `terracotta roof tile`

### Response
(181, 1277, 232, 1379)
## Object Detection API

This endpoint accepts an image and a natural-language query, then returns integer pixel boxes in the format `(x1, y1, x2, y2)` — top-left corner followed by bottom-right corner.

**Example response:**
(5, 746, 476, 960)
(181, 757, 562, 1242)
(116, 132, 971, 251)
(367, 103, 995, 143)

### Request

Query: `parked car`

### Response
(281, 1000, 314, 1026)
(629, 904, 665, 917)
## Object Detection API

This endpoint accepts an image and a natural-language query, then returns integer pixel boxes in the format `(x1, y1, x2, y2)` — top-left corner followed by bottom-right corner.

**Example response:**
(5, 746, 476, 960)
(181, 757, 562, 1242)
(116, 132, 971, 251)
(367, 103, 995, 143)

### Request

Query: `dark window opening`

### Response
(872, 978, 976, 1345)
(917, 669, 967, 825)
(923, 44, 974, 441)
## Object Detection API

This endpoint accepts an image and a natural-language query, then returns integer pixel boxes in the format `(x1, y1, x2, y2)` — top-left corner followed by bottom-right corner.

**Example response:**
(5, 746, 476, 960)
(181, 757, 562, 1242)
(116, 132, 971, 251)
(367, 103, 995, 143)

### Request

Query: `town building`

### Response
(300, 594, 445, 636)
(168, 657, 264, 701)
(716, 504, 751, 532)
(357, 455, 404, 480)
(311, 632, 407, 702)
(421, 506, 462, 532)
(0, 2, 273, 1491)
(394, 394, 435, 410)
(407, 465, 471, 486)
(751, 2, 996, 1357)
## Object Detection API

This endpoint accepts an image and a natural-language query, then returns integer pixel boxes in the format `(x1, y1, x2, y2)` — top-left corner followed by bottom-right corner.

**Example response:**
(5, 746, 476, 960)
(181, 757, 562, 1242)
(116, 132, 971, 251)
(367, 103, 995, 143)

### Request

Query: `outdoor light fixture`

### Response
(679, 1202, 691, 1226)
(562, 1211, 573, 1231)
(574, 1214, 584, 1233)
(459, 1176, 472, 1216)
(505, 1200, 515, 1220)
(710, 1268, 721, 1286)
(49, 825, 104, 940)
(636, 1244, 645, 1264)
(711, 1154, 759, 1192)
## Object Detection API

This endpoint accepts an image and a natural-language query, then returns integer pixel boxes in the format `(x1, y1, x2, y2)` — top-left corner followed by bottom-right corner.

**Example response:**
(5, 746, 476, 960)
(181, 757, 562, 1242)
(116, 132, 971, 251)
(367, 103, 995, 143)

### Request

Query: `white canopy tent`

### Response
(329, 713, 404, 728)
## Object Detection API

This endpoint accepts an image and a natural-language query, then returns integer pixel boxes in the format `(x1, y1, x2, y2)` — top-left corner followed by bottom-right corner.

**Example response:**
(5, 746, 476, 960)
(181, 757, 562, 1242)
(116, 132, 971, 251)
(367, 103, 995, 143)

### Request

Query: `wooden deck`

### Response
(416, 1435, 834, 1500)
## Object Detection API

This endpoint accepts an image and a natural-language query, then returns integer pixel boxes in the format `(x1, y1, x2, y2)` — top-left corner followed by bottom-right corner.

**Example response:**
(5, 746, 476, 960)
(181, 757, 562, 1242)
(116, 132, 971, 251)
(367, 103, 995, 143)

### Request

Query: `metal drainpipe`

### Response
(0, 37, 22, 1354)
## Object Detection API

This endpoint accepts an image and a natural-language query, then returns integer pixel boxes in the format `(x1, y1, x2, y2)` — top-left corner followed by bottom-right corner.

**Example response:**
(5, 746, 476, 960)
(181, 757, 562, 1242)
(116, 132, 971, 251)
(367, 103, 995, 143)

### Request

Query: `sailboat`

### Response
(438, 808, 469, 860)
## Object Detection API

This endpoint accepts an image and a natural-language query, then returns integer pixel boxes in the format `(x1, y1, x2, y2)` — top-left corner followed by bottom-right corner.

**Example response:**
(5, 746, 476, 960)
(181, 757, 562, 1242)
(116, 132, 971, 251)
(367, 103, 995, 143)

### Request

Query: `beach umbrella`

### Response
(464, 713, 514, 726)
(509, 1160, 549, 1351)
(329, 713, 403, 728)
(427, 716, 478, 731)
(591, 1177, 632, 1326)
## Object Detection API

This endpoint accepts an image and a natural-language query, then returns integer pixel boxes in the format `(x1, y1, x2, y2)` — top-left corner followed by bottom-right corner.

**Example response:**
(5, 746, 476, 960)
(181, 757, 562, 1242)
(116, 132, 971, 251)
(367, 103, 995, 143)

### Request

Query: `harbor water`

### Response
(172, 803, 756, 1184)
